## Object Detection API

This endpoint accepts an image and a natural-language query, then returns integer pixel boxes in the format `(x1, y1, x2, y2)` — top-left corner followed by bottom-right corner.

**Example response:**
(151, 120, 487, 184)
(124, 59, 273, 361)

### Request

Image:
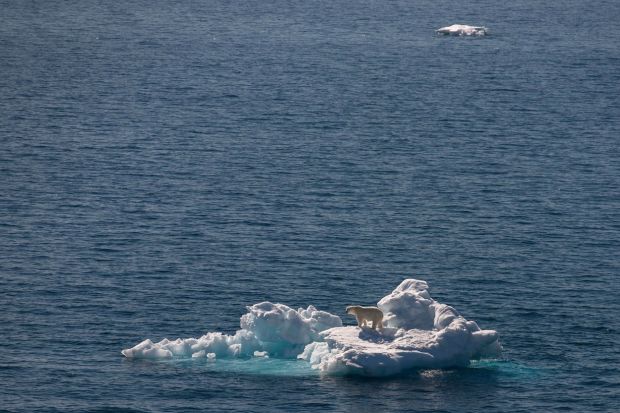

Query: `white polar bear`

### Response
(346, 306, 384, 330)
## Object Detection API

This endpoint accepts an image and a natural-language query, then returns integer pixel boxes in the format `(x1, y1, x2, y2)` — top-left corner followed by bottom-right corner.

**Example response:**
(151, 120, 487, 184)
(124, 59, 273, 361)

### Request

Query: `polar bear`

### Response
(346, 306, 384, 330)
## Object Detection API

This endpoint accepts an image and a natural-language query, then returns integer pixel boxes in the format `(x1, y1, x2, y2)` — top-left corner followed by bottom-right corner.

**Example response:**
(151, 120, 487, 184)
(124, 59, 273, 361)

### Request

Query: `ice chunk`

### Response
(378, 279, 435, 329)
(436, 24, 488, 36)
(377, 278, 463, 330)
(121, 339, 173, 359)
(241, 302, 342, 346)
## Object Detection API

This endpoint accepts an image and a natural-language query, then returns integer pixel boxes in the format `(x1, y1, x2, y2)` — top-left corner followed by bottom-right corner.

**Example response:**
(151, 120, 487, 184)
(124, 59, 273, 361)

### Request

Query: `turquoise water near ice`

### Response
(1, 0, 619, 411)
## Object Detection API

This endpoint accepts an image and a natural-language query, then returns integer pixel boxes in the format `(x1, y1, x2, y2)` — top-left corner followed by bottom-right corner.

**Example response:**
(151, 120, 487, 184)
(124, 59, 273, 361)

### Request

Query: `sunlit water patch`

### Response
(162, 357, 318, 377)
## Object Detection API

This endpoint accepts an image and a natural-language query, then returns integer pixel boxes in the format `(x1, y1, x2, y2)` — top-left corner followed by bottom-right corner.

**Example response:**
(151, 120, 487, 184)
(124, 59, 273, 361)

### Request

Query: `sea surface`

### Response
(1, 0, 619, 412)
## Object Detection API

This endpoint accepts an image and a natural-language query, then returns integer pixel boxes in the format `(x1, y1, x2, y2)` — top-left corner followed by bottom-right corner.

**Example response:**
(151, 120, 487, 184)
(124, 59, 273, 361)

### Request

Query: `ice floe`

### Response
(436, 24, 488, 36)
(121, 303, 341, 359)
(298, 279, 500, 376)
(122, 279, 501, 377)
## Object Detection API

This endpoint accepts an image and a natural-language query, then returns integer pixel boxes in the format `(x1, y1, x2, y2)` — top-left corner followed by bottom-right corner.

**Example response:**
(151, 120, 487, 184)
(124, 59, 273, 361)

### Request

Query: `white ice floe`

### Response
(436, 24, 488, 36)
(122, 279, 500, 377)
(299, 279, 501, 376)
(121, 303, 341, 360)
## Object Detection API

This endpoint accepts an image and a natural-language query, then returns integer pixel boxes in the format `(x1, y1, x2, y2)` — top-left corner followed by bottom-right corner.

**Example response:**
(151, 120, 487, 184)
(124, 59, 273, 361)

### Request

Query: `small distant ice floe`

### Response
(436, 24, 488, 36)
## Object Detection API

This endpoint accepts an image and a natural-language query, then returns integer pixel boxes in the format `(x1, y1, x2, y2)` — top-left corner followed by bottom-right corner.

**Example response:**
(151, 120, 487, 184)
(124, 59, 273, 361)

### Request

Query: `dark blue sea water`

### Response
(2, 0, 619, 411)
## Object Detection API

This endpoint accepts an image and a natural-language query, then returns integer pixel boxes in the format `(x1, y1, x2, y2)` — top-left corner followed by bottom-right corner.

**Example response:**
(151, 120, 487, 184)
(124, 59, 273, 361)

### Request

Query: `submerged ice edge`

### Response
(122, 279, 501, 377)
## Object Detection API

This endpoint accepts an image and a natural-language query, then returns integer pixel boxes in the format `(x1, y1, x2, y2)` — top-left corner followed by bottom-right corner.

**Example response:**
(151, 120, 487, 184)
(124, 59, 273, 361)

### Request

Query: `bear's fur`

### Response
(346, 305, 384, 330)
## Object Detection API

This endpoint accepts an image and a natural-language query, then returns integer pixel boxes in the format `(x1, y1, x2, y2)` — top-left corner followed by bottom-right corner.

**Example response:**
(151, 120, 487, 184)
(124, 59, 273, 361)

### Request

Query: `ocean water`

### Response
(1, 0, 619, 411)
